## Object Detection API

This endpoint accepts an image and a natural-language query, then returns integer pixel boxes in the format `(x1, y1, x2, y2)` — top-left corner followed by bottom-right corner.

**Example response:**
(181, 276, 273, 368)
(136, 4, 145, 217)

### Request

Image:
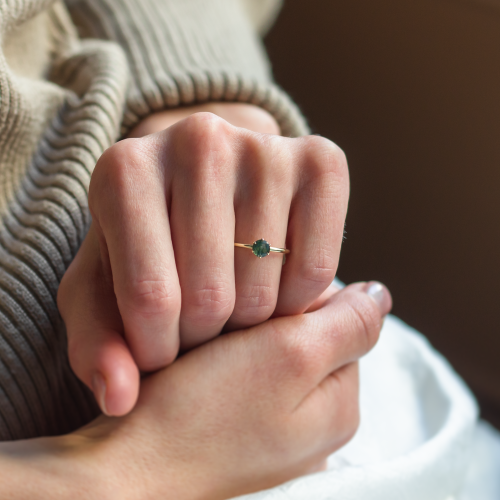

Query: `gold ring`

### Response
(234, 239, 290, 258)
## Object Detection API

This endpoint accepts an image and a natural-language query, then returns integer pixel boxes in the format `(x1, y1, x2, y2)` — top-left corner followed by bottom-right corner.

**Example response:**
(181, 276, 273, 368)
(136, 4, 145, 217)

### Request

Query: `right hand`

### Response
(59, 107, 350, 416)
(45, 281, 391, 500)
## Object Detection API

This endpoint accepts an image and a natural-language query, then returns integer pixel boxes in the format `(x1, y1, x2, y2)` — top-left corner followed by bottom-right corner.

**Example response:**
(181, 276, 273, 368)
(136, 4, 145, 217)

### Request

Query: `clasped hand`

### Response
(59, 103, 351, 415)
(54, 103, 392, 500)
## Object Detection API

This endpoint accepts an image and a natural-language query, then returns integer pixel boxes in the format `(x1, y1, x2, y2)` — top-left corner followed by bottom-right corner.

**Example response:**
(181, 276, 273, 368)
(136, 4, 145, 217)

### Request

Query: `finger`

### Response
(168, 114, 237, 350)
(274, 137, 349, 316)
(295, 362, 360, 458)
(58, 228, 140, 416)
(305, 281, 341, 313)
(226, 281, 391, 403)
(89, 137, 181, 371)
(303, 281, 391, 381)
(226, 134, 293, 331)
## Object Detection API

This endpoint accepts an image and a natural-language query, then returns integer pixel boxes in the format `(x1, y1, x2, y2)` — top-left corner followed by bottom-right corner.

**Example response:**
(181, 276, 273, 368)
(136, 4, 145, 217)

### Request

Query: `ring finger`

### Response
(225, 138, 294, 331)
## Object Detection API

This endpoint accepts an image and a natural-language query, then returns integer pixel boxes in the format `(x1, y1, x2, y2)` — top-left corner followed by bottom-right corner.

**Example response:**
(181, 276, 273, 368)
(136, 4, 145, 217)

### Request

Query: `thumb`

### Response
(58, 227, 140, 416)
(224, 280, 392, 398)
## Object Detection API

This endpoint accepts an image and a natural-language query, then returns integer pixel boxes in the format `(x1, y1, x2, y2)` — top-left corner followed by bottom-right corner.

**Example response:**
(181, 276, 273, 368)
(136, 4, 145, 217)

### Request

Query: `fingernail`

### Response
(92, 372, 109, 416)
(364, 281, 392, 316)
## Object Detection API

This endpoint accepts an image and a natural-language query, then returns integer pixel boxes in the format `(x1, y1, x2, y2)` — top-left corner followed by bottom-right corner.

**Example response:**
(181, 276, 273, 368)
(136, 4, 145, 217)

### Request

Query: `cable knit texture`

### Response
(0, 0, 307, 440)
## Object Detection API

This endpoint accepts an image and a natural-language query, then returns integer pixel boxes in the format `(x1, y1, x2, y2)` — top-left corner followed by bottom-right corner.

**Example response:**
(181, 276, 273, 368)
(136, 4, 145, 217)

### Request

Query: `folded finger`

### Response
(59, 227, 140, 416)
(294, 362, 360, 459)
(226, 135, 293, 331)
(89, 138, 181, 371)
(274, 137, 349, 317)
(168, 123, 237, 350)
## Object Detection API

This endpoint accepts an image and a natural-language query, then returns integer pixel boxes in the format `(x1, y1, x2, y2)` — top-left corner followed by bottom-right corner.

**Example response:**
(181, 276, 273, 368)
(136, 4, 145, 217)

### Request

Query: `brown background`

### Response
(265, 0, 500, 429)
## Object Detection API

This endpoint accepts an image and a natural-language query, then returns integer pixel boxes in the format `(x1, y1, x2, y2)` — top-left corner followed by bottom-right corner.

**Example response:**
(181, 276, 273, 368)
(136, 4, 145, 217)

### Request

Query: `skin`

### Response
(0, 104, 393, 499)
(1, 281, 392, 500)
(58, 103, 351, 417)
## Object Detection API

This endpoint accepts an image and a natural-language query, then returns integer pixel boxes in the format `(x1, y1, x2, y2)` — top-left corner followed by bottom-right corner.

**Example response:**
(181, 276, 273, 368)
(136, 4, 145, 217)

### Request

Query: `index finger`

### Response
(90, 138, 181, 371)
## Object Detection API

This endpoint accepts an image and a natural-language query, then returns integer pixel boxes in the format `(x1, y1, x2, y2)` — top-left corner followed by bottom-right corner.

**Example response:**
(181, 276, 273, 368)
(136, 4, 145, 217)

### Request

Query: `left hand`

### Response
(58, 103, 350, 416)
(42, 282, 390, 500)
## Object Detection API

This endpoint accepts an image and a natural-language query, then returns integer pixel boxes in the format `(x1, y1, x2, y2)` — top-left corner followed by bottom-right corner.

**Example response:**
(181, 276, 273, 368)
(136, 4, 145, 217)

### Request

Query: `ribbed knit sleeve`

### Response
(0, 0, 129, 440)
(66, 0, 309, 137)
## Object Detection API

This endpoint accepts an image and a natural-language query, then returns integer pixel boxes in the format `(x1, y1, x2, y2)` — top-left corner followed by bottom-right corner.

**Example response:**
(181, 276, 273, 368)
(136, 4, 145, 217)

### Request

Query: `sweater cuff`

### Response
(66, 0, 309, 137)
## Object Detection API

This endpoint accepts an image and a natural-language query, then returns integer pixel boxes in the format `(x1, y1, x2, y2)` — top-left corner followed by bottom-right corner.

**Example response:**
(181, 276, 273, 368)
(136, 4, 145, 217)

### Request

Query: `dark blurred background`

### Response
(265, 0, 500, 429)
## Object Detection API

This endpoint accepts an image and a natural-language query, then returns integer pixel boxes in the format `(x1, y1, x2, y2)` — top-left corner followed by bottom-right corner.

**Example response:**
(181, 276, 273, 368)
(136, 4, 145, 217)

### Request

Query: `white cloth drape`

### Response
(235, 309, 500, 499)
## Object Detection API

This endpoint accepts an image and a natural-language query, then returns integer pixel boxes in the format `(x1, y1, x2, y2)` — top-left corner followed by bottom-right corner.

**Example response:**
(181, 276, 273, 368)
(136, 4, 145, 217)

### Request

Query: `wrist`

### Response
(128, 102, 280, 138)
(72, 417, 200, 500)
(0, 433, 101, 500)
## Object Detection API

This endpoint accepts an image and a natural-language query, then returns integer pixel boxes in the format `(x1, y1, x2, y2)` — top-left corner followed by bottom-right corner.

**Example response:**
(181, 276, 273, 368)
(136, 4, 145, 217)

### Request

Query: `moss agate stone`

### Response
(252, 239, 271, 258)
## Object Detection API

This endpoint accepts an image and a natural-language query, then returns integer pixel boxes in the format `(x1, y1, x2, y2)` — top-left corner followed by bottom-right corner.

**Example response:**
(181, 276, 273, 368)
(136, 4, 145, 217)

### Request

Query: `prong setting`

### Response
(252, 239, 271, 258)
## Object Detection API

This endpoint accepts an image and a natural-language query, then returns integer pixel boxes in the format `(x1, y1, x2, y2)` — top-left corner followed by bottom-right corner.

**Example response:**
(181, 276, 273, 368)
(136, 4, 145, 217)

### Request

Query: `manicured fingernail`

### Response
(92, 372, 109, 416)
(364, 281, 392, 316)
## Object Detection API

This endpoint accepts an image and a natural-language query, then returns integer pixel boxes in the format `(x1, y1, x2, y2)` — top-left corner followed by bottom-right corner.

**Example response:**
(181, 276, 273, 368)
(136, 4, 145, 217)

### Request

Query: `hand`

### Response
(16, 282, 391, 500)
(58, 104, 349, 415)
(127, 102, 281, 138)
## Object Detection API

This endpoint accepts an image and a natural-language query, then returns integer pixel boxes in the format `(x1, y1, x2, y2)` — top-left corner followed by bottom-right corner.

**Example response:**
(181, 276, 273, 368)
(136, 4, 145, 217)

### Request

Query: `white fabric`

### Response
(235, 312, 500, 499)
(241, 0, 283, 35)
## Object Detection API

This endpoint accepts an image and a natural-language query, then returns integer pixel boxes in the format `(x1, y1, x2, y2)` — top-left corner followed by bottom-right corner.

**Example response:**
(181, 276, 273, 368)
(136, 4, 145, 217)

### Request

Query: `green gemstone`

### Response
(252, 239, 271, 258)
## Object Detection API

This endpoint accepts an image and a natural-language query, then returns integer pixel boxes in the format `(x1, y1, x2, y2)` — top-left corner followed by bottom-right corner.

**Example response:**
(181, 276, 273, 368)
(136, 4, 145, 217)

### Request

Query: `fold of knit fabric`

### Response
(67, 0, 309, 137)
(0, 0, 308, 439)
(0, 0, 127, 439)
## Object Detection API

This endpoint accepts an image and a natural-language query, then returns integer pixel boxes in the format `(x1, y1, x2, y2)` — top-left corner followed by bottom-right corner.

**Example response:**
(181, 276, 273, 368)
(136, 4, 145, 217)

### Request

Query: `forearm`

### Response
(0, 428, 196, 500)
(66, 0, 308, 138)
(127, 102, 281, 138)
(0, 437, 76, 499)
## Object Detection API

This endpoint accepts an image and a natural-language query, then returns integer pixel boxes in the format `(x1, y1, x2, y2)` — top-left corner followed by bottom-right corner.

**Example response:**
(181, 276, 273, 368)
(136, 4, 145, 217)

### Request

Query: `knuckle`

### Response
(272, 319, 322, 379)
(337, 375, 360, 444)
(183, 283, 235, 327)
(261, 137, 294, 189)
(323, 365, 360, 452)
(175, 112, 233, 173)
(121, 279, 181, 318)
(301, 136, 349, 181)
(233, 284, 276, 323)
(299, 255, 337, 290)
(332, 387, 360, 448)
(90, 138, 150, 207)
(178, 112, 232, 154)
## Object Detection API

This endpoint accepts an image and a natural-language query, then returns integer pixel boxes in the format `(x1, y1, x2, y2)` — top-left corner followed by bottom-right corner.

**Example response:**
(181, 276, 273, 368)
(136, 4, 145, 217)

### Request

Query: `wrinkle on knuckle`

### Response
(254, 135, 290, 175)
(271, 319, 321, 379)
(300, 136, 349, 185)
(234, 284, 276, 321)
(175, 112, 234, 175)
(90, 138, 154, 208)
(121, 279, 181, 317)
(299, 257, 337, 290)
(184, 284, 235, 326)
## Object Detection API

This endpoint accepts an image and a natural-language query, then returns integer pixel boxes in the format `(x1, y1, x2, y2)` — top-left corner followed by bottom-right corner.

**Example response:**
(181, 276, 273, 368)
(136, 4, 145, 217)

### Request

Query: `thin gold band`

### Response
(234, 243, 290, 254)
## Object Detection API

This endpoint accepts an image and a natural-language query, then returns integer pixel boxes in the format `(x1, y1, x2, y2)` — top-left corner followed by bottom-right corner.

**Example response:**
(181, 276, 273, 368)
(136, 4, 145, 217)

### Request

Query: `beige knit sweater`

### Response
(0, 0, 308, 440)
